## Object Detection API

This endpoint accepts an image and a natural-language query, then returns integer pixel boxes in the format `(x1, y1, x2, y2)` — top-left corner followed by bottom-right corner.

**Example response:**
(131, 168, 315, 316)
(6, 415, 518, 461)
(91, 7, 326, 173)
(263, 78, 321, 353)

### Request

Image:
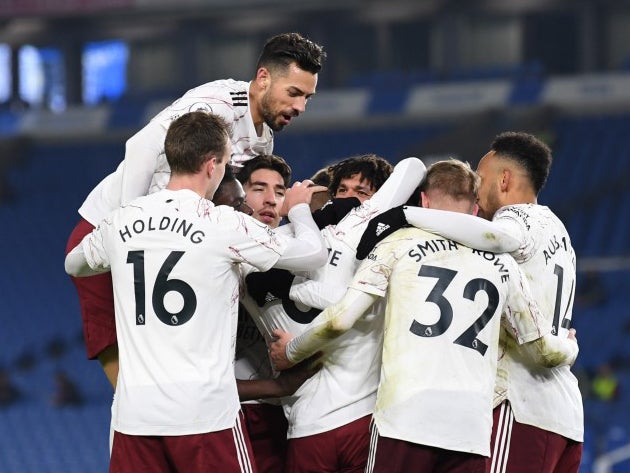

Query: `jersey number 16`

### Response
(127, 250, 197, 326)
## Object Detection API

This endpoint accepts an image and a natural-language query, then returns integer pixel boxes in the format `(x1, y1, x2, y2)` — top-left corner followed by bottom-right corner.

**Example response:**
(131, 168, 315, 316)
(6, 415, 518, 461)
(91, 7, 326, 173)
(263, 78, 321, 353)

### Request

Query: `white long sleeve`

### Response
(64, 234, 110, 277)
(287, 157, 427, 309)
(273, 204, 328, 271)
(119, 121, 168, 205)
(403, 207, 520, 253)
(285, 288, 377, 363)
(368, 157, 427, 213)
(289, 278, 346, 310)
(520, 332, 579, 368)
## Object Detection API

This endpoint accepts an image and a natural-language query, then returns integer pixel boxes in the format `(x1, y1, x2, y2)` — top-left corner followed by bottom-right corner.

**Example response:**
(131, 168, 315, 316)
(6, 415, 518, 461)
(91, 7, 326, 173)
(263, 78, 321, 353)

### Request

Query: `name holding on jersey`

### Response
(407, 238, 511, 282)
(118, 216, 205, 244)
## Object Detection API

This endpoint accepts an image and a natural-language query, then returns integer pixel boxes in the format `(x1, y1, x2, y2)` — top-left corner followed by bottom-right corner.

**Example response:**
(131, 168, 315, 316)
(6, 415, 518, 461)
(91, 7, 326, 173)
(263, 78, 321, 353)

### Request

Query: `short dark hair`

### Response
(420, 159, 479, 204)
(310, 166, 333, 188)
(256, 32, 326, 75)
(164, 111, 229, 175)
(328, 154, 393, 195)
(214, 165, 237, 200)
(491, 131, 552, 195)
(236, 154, 292, 188)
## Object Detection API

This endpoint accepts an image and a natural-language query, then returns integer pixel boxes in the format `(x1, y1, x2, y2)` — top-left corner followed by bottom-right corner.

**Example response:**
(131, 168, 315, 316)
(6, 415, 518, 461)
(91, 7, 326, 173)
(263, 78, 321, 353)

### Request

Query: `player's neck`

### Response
(166, 175, 207, 199)
(248, 82, 264, 135)
(504, 189, 537, 206)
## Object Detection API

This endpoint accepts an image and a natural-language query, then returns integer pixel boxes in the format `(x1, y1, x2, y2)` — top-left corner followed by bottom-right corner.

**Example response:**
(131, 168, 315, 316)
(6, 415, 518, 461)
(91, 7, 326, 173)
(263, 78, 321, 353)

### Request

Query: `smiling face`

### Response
(257, 62, 318, 132)
(242, 168, 286, 228)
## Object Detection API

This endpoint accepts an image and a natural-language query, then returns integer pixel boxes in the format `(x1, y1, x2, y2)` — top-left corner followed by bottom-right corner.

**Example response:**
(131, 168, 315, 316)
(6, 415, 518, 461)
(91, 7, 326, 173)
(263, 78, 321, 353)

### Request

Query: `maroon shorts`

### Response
(109, 415, 258, 473)
(66, 218, 117, 359)
(366, 420, 486, 473)
(488, 401, 582, 473)
(241, 403, 288, 473)
(286, 414, 371, 473)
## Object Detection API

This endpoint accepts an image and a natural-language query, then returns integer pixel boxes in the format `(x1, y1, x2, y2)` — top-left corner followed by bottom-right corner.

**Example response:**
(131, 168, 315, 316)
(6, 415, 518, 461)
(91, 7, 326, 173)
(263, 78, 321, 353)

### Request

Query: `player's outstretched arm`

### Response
(311, 197, 361, 229)
(368, 157, 426, 211)
(269, 288, 377, 370)
(280, 180, 328, 216)
(356, 206, 521, 260)
(237, 354, 322, 401)
(356, 206, 408, 259)
(403, 207, 520, 253)
(273, 202, 328, 271)
(120, 121, 168, 205)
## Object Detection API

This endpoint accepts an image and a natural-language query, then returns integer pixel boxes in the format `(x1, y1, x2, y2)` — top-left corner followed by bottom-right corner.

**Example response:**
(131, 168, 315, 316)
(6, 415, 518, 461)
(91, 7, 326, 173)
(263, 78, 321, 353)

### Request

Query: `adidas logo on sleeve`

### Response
(375, 222, 390, 236)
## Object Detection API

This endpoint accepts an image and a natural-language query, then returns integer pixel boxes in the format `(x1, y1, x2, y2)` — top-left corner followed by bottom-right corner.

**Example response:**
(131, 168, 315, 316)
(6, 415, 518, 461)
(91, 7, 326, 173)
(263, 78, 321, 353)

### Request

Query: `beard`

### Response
(260, 92, 287, 132)
(480, 188, 501, 221)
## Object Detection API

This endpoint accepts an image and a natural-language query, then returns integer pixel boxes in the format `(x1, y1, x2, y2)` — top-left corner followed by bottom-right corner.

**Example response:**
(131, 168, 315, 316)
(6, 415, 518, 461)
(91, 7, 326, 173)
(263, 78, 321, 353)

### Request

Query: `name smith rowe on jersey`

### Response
(118, 216, 206, 244)
(407, 238, 511, 283)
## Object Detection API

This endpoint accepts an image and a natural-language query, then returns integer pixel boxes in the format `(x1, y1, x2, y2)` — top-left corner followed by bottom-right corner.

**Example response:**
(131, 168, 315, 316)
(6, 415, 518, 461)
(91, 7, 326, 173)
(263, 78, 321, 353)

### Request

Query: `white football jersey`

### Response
(234, 267, 278, 406)
(78, 189, 287, 436)
(244, 158, 426, 438)
(234, 303, 274, 384)
(79, 79, 273, 226)
(492, 204, 583, 442)
(353, 226, 547, 456)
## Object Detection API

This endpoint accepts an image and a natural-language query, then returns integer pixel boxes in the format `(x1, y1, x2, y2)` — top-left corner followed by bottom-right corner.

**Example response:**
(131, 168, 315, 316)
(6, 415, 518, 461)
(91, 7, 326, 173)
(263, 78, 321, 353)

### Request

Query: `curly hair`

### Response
(328, 154, 393, 195)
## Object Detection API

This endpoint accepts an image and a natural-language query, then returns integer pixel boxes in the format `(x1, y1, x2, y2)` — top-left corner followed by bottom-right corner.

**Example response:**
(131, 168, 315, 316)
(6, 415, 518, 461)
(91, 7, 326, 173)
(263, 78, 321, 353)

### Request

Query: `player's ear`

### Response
(472, 202, 479, 216)
(255, 67, 271, 89)
(499, 168, 510, 192)
(206, 157, 217, 178)
(420, 191, 430, 209)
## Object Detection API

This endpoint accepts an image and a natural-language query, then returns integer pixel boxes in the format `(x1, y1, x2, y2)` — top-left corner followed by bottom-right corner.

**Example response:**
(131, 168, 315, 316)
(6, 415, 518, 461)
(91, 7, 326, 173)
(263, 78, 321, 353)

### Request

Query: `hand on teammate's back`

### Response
(356, 205, 409, 260)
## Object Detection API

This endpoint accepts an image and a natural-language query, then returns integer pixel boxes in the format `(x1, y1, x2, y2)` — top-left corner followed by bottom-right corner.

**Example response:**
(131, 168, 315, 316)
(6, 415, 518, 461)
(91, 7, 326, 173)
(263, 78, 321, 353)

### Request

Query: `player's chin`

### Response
(477, 208, 492, 221)
(258, 214, 276, 225)
(276, 121, 290, 132)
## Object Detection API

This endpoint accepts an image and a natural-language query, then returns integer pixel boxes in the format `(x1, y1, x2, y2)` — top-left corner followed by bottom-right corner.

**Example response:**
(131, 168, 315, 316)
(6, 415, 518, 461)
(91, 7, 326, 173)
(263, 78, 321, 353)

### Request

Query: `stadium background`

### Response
(0, 0, 629, 471)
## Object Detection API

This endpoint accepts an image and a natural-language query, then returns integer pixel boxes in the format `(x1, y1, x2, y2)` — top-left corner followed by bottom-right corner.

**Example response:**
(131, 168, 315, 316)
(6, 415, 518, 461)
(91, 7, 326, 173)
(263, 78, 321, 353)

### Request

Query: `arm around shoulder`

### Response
(521, 329, 579, 368)
(274, 204, 327, 271)
(403, 207, 520, 253)
(65, 244, 109, 277)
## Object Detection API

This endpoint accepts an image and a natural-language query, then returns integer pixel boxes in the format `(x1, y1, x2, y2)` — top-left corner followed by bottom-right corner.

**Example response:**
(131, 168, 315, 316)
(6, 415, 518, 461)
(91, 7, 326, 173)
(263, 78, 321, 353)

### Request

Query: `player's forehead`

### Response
(246, 168, 286, 189)
(273, 63, 318, 96)
(339, 173, 373, 190)
(476, 150, 496, 176)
